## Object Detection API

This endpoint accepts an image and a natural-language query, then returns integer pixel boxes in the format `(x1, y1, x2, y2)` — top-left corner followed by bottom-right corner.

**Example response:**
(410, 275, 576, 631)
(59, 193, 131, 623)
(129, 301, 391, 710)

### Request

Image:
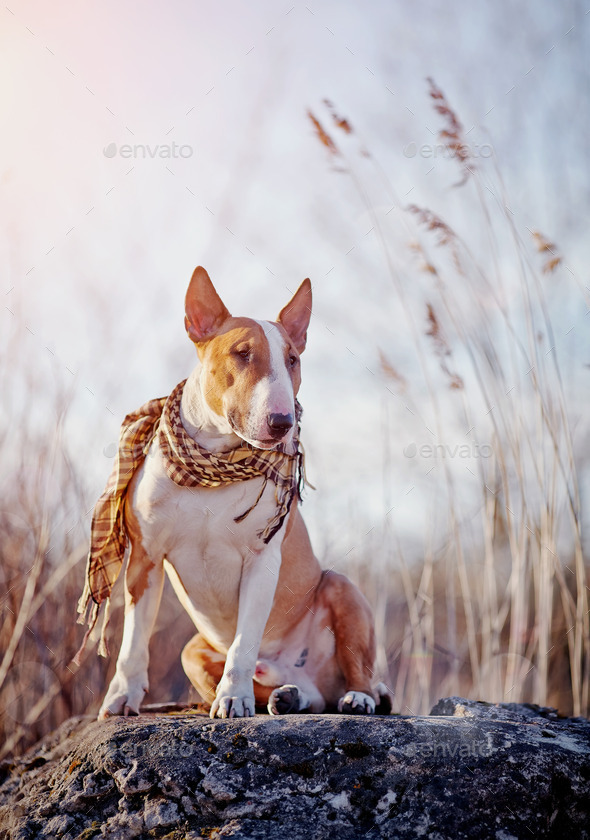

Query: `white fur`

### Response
(99, 548, 165, 716)
(338, 691, 376, 714)
(241, 321, 296, 448)
(180, 366, 235, 451)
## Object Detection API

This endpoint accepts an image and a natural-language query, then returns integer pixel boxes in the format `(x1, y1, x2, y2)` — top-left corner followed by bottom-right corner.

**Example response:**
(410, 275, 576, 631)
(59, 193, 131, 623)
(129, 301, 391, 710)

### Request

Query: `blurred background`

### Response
(1, 0, 589, 756)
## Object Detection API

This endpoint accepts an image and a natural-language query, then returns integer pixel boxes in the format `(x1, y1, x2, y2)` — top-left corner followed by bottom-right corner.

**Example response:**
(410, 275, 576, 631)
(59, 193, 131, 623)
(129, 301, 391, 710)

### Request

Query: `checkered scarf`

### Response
(75, 379, 305, 661)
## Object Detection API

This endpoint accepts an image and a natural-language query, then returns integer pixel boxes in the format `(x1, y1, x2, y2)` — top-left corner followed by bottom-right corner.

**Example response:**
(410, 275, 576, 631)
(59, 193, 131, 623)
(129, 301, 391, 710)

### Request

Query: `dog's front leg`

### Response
(210, 544, 282, 719)
(98, 557, 165, 719)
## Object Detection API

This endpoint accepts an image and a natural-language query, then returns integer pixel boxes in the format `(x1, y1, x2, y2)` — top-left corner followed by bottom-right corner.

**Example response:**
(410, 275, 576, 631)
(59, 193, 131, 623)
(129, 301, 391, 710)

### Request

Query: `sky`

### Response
(1, 0, 589, 562)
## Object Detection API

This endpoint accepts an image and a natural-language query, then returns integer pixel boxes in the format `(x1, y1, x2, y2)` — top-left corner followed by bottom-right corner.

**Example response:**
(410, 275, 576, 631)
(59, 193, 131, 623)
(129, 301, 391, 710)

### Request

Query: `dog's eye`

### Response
(234, 347, 251, 362)
(288, 354, 298, 367)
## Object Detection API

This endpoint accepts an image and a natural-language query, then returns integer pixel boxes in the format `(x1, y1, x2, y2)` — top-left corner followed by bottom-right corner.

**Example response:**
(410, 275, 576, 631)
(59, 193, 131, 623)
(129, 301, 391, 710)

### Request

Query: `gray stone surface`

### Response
(0, 697, 588, 839)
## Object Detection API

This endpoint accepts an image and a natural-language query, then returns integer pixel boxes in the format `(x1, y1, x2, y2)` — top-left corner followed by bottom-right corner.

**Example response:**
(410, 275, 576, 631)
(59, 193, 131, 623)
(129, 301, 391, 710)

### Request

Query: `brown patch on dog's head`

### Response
(198, 318, 271, 424)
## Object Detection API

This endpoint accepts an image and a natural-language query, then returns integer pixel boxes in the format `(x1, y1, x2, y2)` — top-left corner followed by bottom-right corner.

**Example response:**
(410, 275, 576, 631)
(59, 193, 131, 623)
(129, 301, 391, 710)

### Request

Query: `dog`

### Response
(86, 267, 387, 719)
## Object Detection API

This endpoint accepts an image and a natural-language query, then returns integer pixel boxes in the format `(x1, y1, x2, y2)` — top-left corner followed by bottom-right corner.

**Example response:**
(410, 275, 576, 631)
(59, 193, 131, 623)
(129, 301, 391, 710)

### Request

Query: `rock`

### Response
(0, 699, 588, 839)
(142, 798, 180, 830)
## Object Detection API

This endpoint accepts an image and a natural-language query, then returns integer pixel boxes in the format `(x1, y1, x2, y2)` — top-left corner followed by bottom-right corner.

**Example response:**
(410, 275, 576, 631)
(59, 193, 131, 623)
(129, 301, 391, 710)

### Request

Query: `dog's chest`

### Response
(131, 440, 282, 609)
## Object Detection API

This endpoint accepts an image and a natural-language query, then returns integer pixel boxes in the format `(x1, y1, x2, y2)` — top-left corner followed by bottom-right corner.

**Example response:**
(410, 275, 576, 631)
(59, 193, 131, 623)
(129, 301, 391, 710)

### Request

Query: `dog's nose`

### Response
(267, 413, 294, 436)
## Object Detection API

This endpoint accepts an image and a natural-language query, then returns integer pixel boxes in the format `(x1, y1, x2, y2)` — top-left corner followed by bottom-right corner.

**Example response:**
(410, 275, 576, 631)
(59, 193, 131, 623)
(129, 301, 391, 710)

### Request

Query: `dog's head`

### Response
(184, 266, 312, 450)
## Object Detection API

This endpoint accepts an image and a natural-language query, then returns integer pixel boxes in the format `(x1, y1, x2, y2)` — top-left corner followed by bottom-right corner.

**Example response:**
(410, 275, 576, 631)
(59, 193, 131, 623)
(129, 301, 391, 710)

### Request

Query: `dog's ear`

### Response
(185, 267, 231, 343)
(277, 278, 312, 354)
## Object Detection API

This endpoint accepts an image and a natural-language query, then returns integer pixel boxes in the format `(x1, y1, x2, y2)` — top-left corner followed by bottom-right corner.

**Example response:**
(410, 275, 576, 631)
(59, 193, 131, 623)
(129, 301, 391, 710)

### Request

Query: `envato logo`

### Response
(395, 735, 494, 759)
(403, 442, 493, 459)
(403, 141, 493, 159)
(103, 142, 194, 159)
(117, 740, 201, 760)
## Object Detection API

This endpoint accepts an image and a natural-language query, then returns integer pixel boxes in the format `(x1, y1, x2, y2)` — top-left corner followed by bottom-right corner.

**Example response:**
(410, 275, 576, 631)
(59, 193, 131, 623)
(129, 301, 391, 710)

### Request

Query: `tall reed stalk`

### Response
(310, 83, 589, 716)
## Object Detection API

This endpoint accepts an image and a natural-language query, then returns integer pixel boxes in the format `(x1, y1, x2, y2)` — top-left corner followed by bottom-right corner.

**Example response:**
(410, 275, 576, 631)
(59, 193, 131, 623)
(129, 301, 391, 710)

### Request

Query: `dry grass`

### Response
(309, 83, 589, 716)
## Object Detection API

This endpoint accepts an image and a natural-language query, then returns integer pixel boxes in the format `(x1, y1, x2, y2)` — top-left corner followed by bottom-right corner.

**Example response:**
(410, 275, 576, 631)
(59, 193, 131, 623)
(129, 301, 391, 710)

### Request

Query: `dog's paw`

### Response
(210, 693, 255, 719)
(268, 684, 302, 715)
(338, 691, 375, 715)
(375, 682, 394, 715)
(98, 676, 147, 720)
